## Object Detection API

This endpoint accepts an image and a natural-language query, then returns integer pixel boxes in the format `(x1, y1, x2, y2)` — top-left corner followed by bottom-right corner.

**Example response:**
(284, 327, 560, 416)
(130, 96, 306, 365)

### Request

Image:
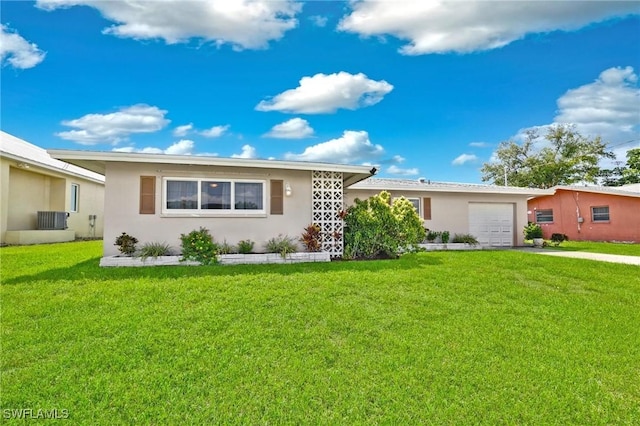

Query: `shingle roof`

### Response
(0, 131, 105, 183)
(553, 185, 640, 198)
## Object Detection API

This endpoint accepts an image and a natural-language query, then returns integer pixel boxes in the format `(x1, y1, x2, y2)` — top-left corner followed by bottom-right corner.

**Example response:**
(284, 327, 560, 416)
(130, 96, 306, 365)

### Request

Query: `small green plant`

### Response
(138, 242, 172, 260)
(441, 231, 450, 244)
(524, 223, 543, 239)
(180, 227, 218, 265)
(425, 229, 439, 243)
(300, 224, 322, 252)
(265, 234, 298, 258)
(218, 239, 235, 255)
(115, 232, 138, 256)
(550, 233, 569, 246)
(451, 233, 479, 245)
(237, 239, 254, 254)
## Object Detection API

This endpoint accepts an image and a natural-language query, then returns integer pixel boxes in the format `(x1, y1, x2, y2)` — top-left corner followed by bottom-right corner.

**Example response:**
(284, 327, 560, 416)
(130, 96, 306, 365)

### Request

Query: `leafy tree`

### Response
(343, 191, 426, 259)
(480, 124, 614, 188)
(600, 148, 640, 186)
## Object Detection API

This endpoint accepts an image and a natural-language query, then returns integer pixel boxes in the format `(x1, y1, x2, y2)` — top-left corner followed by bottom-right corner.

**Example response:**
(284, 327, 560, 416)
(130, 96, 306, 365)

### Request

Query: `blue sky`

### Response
(1, 1, 639, 183)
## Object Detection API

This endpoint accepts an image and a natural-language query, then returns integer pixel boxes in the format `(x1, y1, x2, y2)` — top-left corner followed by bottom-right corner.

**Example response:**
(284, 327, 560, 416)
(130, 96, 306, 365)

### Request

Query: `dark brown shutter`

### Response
(270, 180, 284, 215)
(140, 176, 156, 214)
(422, 197, 431, 220)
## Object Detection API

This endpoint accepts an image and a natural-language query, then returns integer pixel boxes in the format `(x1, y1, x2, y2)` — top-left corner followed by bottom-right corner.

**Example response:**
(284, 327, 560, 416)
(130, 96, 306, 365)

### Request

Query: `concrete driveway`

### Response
(529, 249, 640, 266)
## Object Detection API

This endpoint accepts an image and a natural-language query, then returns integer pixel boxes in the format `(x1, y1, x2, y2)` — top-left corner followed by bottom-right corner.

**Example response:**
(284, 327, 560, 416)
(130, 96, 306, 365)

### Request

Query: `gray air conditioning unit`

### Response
(37, 211, 68, 230)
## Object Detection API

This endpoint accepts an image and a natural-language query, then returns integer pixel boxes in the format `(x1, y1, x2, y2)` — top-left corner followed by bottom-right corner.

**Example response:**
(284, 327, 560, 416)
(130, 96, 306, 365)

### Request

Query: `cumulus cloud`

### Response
(173, 123, 193, 137)
(264, 118, 314, 139)
(36, 0, 300, 50)
(200, 125, 230, 138)
(256, 72, 393, 114)
(284, 130, 384, 163)
(57, 104, 170, 145)
(0, 24, 46, 69)
(113, 139, 195, 155)
(309, 15, 328, 28)
(387, 165, 419, 176)
(338, 1, 639, 55)
(469, 142, 490, 148)
(232, 144, 258, 159)
(452, 153, 479, 166)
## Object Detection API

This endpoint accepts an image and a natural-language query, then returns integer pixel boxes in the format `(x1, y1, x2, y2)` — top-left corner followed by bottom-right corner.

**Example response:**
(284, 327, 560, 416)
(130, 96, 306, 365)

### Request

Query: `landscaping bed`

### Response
(100, 252, 330, 267)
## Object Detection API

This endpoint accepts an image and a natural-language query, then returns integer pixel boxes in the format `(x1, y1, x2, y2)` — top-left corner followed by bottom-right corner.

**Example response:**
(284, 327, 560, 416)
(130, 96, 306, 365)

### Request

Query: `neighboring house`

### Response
(0, 131, 105, 245)
(348, 178, 551, 247)
(48, 149, 552, 257)
(527, 185, 640, 242)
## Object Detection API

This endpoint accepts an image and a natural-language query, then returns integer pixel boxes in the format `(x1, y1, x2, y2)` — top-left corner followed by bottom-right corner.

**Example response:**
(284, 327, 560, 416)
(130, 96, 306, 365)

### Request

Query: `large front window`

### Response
(163, 178, 265, 214)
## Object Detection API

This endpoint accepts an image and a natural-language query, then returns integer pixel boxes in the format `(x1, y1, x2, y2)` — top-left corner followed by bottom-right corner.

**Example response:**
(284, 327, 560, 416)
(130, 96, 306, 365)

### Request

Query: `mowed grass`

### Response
(548, 240, 640, 256)
(1, 241, 639, 424)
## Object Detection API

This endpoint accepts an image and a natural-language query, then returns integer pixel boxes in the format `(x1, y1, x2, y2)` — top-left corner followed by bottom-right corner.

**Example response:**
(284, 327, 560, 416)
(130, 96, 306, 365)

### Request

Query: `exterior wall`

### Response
(528, 189, 640, 242)
(0, 157, 104, 243)
(345, 189, 530, 246)
(103, 162, 315, 256)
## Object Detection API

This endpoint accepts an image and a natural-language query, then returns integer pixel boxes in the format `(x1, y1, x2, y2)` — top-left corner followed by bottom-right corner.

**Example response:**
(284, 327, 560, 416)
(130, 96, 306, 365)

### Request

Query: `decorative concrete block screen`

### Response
(312, 171, 344, 257)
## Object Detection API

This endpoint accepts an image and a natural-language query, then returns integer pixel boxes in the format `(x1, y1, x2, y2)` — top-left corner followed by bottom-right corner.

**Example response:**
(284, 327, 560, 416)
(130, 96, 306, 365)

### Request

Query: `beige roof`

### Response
(553, 185, 640, 198)
(47, 149, 374, 186)
(350, 177, 553, 196)
(0, 131, 105, 183)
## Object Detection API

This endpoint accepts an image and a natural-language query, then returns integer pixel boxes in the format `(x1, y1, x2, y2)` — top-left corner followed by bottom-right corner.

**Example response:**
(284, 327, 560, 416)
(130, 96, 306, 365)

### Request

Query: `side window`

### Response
(70, 183, 79, 212)
(535, 209, 553, 223)
(591, 206, 610, 222)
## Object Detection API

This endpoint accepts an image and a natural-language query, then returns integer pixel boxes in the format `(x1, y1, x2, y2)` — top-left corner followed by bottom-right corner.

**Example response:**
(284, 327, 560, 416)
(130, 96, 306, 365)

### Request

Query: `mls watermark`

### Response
(2, 408, 69, 420)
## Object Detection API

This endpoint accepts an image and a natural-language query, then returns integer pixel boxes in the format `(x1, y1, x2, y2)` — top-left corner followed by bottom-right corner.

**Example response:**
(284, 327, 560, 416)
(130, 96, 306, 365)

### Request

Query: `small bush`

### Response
(218, 239, 235, 254)
(441, 231, 450, 244)
(265, 234, 298, 258)
(524, 223, 543, 239)
(300, 224, 322, 252)
(115, 232, 138, 256)
(180, 227, 218, 265)
(426, 230, 439, 243)
(138, 242, 172, 260)
(237, 239, 254, 254)
(550, 233, 569, 246)
(451, 233, 479, 245)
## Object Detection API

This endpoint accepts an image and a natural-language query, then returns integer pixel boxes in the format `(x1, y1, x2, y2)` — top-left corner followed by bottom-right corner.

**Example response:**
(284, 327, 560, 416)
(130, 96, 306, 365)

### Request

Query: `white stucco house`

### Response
(49, 149, 550, 258)
(0, 132, 105, 245)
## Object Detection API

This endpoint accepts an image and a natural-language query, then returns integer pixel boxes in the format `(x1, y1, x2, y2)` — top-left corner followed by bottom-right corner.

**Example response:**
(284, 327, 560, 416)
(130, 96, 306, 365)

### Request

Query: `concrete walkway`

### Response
(530, 249, 640, 266)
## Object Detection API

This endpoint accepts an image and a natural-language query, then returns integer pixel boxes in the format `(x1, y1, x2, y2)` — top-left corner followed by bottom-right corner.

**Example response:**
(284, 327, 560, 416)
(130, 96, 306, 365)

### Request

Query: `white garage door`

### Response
(468, 203, 514, 247)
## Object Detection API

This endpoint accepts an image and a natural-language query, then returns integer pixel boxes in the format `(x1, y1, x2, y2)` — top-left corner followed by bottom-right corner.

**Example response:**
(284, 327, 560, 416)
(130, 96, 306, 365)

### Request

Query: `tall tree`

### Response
(480, 124, 614, 188)
(599, 148, 640, 186)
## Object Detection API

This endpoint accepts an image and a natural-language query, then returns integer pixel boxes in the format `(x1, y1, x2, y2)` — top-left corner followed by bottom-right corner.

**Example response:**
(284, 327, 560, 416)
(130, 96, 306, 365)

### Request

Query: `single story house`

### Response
(348, 178, 551, 247)
(49, 149, 551, 257)
(527, 185, 640, 242)
(1, 132, 105, 245)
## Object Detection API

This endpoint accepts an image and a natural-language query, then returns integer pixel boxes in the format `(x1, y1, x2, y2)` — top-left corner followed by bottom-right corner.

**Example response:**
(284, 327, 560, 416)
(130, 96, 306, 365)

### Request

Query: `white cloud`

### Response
(57, 104, 170, 145)
(173, 123, 193, 137)
(200, 125, 230, 138)
(309, 15, 328, 28)
(232, 144, 257, 159)
(113, 139, 195, 155)
(469, 142, 490, 148)
(452, 153, 479, 166)
(339, 1, 639, 55)
(284, 130, 384, 163)
(0, 24, 46, 69)
(36, 0, 301, 50)
(256, 72, 393, 114)
(264, 118, 314, 139)
(387, 165, 419, 176)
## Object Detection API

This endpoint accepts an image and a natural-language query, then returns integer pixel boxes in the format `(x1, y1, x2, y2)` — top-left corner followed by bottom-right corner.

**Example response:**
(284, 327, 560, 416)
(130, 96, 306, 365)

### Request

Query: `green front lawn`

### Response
(1, 241, 639, 424)
(548, 240, 640, 256)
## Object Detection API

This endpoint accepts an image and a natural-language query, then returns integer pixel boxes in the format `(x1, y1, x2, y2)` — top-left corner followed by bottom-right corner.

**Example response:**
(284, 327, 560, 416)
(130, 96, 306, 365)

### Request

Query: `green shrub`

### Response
(451, 233, 479, 245)
(237, 239, 254, 254)
(441, 230, 450, 244)
(426, 229, 439, 242)
(343, 191, 426, 259)
(138, 242, 172, 260)
(300, 224, 322, 252)
(180, 227, 218, 265)
(524, 223, 543, 239)
(265, 234, 298, 258)
(115, 232, 138, 256)
(550, 233, 569, 246)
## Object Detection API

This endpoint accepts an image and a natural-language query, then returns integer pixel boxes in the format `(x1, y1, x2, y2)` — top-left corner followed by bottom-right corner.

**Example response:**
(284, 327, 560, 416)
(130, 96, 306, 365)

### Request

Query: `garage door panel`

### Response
(469, 203, 514, 247)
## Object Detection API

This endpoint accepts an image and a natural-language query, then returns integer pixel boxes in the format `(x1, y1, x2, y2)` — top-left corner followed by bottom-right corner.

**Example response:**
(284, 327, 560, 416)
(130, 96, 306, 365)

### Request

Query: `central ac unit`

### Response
(37, 211, 68, 230)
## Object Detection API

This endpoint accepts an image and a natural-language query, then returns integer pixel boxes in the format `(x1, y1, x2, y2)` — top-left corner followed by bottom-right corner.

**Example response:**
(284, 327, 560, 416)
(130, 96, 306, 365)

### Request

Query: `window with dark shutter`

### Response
(140, 176, 156, 214)
(422, 197, 432, 220)
(270, 180, 284, 215)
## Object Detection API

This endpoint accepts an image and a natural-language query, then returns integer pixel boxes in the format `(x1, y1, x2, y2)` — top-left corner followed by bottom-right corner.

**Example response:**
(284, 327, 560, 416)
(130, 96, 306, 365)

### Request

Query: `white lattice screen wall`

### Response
(311, 171, 344, 257)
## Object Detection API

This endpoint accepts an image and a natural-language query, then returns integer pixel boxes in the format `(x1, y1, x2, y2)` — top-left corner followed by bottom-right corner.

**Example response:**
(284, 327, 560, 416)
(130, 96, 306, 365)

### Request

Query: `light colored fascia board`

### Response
(1, 151, 105, 184)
